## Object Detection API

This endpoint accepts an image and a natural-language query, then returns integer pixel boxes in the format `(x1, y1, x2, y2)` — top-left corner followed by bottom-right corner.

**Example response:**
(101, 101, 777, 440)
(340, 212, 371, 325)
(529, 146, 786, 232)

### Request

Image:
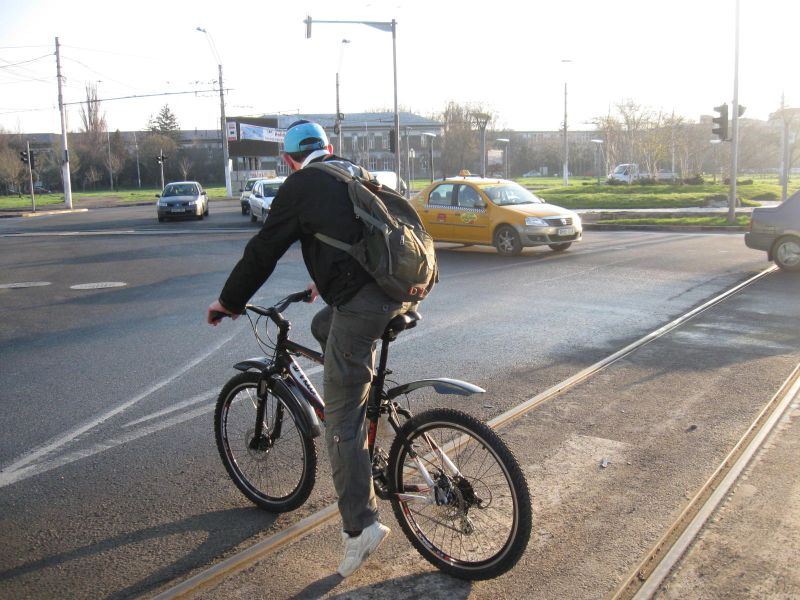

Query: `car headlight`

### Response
(572, 214, 582, 227)
(158, 200, 167, 206)
(525, 216, 549, 227)
(187, 200, 196, 206)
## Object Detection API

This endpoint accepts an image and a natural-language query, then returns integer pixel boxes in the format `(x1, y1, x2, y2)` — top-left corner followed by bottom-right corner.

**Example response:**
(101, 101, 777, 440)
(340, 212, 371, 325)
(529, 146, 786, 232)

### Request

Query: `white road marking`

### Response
(0, 281, 51, 289)
(70, 282, 127, 290)
(122, 391, 215, 428)
(1, 405, 213, 487)
(1, 228, 251, 238)
(0, 329, 239, 488)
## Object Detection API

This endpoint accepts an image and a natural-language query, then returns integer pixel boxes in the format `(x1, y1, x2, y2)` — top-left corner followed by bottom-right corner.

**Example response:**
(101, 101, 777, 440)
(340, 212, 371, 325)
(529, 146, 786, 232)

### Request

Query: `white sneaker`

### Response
(337, 521, 390, 578)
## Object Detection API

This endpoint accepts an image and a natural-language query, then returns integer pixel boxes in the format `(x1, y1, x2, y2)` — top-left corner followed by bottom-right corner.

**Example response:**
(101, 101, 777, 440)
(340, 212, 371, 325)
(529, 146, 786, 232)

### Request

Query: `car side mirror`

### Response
(202, 191, 207, 195)
(155, 194, 161, 198)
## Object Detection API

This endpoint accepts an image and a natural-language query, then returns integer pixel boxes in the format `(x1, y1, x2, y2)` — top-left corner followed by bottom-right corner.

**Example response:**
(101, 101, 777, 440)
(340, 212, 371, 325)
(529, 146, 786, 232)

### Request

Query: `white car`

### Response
(249, 177, 286, 223)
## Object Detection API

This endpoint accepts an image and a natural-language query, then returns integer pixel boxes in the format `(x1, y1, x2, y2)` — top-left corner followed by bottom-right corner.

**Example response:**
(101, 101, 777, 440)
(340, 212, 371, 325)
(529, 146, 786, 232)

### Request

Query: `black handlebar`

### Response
(211, 290, 311, 324)
(243, 289, 312, 320)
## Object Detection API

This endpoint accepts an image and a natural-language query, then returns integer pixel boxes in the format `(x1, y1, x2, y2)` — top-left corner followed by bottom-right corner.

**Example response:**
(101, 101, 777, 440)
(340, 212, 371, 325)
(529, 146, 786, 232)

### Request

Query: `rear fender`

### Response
(386, 377, 485, 400)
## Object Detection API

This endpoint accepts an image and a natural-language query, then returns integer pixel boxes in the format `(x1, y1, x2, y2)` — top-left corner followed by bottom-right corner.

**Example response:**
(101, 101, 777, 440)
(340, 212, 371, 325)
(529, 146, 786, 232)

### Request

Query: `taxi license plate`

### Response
(557, 226, 574, 236)
(170, 207, 185, 213)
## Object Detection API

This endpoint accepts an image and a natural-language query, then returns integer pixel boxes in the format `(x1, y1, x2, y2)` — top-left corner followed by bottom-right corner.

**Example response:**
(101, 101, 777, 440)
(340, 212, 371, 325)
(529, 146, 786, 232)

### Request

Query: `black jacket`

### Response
(219, 155, 373, 313)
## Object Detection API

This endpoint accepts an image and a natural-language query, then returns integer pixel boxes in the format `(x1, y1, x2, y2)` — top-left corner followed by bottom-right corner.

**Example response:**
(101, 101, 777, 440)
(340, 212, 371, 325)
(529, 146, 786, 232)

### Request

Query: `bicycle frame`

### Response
(233, 298, 486, 504)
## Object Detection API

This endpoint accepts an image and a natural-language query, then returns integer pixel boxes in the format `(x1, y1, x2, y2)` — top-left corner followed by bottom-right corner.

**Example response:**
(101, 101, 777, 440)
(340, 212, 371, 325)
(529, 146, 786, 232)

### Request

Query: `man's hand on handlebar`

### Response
(305, 282, 319, 303)
(207, 300, 239, 326)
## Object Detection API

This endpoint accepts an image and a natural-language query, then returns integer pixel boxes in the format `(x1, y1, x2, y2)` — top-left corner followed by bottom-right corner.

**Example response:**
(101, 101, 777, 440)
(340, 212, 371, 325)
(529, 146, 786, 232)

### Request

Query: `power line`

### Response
(0, 87, 227, 116)
(62, 88, 228, 106)
(0, 54, 52, 69)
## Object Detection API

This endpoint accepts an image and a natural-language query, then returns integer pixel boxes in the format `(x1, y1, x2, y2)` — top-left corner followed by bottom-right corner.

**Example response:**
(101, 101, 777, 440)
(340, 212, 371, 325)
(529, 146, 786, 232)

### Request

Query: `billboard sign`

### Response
(226, 117, 282, 158)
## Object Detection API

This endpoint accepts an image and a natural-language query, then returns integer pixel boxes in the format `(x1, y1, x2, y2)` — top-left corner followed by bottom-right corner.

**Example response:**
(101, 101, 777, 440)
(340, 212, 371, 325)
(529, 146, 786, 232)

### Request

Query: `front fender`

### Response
(233, 357, 271, 372)
(270, 377, 323, 439)
(387, 377, 485, 400)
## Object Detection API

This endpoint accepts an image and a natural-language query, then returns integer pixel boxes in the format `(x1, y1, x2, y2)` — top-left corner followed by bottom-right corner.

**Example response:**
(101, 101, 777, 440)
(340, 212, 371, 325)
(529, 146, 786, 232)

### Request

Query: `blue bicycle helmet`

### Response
(283, 120, 329, 153)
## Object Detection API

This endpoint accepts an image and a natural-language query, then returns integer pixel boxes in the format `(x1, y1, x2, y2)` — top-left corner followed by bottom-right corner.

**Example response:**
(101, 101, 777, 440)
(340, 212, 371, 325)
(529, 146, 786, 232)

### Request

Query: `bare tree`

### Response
(178, 155, 192, 180)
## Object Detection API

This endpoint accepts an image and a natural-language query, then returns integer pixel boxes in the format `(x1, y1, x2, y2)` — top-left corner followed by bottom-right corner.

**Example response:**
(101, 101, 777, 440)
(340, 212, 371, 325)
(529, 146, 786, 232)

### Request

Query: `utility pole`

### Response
(25, 141, 36, 212)
(158, 149, 165, 189)
(727, 0, 741, 224)
(107, 130, 113, 190)
(218, 63, 231, 197)
(133, 131, 142, 188)
(55, 37, 73, 209)
(563, 81, 569, 186)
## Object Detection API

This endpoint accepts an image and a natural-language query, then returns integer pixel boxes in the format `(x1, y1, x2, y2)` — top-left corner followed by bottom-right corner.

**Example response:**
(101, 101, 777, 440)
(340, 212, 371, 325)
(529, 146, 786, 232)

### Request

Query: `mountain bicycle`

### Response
(212, 290, 532, 580)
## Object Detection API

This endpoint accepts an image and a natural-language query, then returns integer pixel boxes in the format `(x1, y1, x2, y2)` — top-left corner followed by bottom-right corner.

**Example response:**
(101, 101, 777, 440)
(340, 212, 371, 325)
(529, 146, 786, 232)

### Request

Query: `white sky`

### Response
(1, 0, 797, 135)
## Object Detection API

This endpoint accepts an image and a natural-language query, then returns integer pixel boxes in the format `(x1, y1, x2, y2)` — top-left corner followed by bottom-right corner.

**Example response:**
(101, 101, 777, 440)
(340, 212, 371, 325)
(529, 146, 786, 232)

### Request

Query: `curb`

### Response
(584, 223, 747, 233)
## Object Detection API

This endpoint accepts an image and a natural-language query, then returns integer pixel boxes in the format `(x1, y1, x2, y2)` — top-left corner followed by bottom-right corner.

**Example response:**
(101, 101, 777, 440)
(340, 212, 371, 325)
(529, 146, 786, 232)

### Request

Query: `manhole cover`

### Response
(0, 282, 52, 289)
(70, 282, 127, 290)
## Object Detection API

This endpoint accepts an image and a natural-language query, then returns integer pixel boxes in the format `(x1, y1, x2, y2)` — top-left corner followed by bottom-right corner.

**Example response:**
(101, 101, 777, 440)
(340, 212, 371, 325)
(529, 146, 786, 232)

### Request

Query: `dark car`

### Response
(156, 181, 208, 222)
(745, 190, 800, 271)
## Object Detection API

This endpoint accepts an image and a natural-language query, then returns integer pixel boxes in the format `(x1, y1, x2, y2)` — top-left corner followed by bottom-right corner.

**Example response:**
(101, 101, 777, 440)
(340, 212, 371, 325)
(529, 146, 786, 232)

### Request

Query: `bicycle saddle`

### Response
(383, 310, 421, 340)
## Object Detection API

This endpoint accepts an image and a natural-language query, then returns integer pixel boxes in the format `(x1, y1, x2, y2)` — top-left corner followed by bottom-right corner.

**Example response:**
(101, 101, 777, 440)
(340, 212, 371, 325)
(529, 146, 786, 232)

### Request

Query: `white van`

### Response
(608, 164, 640, 183)
(371, 170, 408, 195)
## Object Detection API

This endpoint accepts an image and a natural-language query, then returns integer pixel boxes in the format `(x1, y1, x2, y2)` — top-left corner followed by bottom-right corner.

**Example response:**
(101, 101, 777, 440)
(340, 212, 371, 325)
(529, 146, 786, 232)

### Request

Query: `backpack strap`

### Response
(314, 232, 352, 252)
(306, 161, 391, 234)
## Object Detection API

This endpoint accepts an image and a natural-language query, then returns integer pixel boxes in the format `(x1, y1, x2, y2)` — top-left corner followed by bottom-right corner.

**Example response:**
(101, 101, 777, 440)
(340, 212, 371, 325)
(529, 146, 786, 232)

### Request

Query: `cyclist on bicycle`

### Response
(207, 119, 414, 577)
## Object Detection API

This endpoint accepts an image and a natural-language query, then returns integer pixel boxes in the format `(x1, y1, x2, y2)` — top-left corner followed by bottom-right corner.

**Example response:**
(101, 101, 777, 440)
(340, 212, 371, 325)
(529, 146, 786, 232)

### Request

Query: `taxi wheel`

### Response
(495, 226, 522, 257)
(548, 242, 572, 252)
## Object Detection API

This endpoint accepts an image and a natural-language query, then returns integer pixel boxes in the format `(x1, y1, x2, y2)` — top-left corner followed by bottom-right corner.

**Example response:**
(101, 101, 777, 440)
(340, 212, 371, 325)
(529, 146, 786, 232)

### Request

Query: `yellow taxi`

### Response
(412, 172, 582, 256)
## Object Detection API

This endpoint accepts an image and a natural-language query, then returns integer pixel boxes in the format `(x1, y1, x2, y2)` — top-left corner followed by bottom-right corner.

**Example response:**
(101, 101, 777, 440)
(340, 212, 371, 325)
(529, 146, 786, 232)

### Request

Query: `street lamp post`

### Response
(421, 132, 436, 182)
(196, 27, 232, 198)
(561, 59, 572, 186)
(335, 39, 350, 155)
(409, 148, 415, 187)
(471, 112, 491, 177)
(590, 139, 603, 184)
(495, 138, 510, 179)
(305, 16, 400, 185)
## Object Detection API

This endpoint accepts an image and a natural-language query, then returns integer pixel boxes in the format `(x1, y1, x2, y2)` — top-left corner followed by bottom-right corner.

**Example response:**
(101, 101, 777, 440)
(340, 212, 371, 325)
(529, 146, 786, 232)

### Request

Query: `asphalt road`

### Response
(0, 201, 777, 599)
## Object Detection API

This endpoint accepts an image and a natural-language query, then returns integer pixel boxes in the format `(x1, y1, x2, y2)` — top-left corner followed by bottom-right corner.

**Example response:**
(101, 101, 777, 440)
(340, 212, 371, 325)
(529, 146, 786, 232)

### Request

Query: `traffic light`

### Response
(155, 156, 162, 165)
(19, 151, 28, 165)
(389, 129, 396, 152)
(304, 15, 312, 38)
(712, 103, 729, 141)
(737, 104, 746, 117)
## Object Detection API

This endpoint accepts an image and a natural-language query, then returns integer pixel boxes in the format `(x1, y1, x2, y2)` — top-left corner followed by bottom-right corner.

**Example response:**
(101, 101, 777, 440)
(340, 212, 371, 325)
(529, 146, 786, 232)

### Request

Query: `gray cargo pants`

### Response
(310, 282, 412, 532)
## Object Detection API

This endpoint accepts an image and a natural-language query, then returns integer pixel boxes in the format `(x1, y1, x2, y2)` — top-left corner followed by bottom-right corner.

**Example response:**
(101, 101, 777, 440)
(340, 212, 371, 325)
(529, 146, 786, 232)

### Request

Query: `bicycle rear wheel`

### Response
(215, 371, 317, 512)
(388, 407, 532, 580)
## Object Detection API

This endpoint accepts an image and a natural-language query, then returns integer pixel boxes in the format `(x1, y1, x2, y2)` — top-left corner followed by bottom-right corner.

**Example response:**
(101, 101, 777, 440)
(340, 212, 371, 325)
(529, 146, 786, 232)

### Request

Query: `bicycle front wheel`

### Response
(388, 408, 532, 580)
(215, 371, 317, 512)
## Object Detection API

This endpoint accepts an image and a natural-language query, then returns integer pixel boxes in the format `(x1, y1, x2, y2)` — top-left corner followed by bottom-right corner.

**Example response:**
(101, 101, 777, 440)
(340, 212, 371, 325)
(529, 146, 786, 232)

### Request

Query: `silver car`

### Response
(249, 177, 285, 223)
(745, 190, 800, 271)
(156, 181, 208, 222)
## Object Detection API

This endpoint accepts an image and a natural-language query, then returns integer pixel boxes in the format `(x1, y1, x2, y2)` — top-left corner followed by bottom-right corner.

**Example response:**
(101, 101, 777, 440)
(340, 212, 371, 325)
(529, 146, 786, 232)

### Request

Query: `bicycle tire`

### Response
(215, 371, 317, 512)
(388, 407, 532, 580)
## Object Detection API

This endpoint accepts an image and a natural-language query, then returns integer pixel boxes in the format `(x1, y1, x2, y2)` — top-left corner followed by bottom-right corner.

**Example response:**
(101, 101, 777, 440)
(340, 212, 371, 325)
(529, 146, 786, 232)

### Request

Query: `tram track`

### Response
(612, 348, 800, 600)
